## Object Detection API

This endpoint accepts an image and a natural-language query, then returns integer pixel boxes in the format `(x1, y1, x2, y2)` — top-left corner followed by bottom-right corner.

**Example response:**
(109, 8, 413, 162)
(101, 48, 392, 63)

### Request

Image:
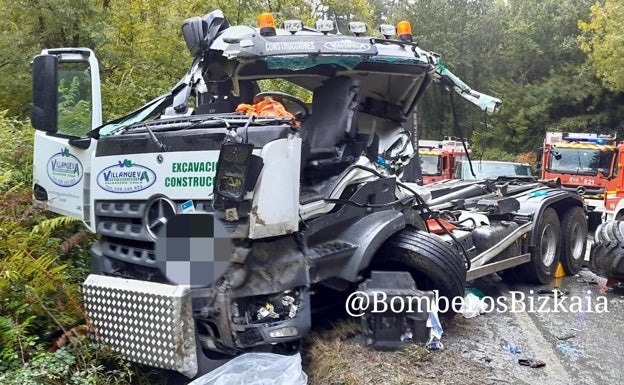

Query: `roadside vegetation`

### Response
(0, 112, 137, 383)
(1, 0, 624, 383)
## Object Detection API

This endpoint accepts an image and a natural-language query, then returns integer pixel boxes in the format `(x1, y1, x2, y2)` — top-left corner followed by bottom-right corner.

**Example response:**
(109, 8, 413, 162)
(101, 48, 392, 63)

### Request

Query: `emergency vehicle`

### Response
(604, 145, 624, 221)
(542, 131, 616, 226)
(419, 138, 470, 184)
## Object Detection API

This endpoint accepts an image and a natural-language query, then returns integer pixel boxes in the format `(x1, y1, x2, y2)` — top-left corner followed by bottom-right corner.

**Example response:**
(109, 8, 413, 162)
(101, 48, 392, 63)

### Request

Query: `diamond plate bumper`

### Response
(83, 274, 198, 378)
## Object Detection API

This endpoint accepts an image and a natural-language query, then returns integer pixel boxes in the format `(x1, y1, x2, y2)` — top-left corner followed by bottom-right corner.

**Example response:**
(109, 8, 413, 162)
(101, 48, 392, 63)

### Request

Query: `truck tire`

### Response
(595, 221, 624, 245)
(374, 229, 466, 317)
(560, 206, 587, 275)
(594, 222, 608, 244)
(517, 207, 561, 284)
(590, 240, 624, 281)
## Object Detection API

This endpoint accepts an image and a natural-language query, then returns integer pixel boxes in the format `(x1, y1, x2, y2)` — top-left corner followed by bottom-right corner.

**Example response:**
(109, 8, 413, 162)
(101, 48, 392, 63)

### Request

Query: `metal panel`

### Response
(83, 274, 197, 378)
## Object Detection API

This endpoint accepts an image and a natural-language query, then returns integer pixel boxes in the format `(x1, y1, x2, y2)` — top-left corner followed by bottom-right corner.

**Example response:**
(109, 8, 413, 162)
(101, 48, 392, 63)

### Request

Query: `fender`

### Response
(300, 178, 407, 289)
(337, 210, 406, 283)
(515, 187, 584, 245)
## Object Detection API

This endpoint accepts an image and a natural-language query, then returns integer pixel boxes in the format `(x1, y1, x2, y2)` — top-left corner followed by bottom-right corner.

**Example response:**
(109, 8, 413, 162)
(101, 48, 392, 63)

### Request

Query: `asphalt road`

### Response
(165, 235, 621, 385)
(443, 268, 624, 385)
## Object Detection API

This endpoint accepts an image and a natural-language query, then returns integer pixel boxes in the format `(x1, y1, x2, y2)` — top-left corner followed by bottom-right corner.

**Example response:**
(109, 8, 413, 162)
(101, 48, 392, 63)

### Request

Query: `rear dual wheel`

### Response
(559, 206, 587, 275)
(512, 206, 586, 284)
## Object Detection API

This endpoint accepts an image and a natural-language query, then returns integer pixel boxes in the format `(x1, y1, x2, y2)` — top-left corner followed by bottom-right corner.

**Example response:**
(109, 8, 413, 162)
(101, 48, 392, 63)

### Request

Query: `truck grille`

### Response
(83, 274, 197, 378)
(237, 328, 264, 346)
(94, 199, 237, 279)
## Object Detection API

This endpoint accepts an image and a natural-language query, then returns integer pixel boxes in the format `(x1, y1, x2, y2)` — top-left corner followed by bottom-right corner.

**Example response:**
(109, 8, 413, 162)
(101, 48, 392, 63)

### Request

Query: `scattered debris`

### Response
(518, 358, 546, 368)
(504, 344, 522, 354)
(538, 288, 569, 296)
(556, 333, 576, 341)
(188, 353, 307, 385)
(426, 308, 444, 350)
(459, 292, 486, 318)
(556, 343, 583, 356)
(577, 269, 608, 288)
(358, 271, 435, 350)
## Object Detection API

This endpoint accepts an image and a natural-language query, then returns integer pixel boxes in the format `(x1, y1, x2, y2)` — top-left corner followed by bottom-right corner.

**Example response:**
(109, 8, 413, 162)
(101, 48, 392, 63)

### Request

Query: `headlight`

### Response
(269, 327, 299, 338)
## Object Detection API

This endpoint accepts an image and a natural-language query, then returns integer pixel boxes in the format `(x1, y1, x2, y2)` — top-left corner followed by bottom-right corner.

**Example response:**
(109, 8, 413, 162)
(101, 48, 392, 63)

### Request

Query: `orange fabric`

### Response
(236, 97, 298, 124)
(425, 218, 456, 234)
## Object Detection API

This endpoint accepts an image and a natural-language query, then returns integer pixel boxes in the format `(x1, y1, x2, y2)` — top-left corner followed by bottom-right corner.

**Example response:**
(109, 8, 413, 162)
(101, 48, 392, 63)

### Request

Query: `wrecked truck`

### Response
(31, 10, 588, 378)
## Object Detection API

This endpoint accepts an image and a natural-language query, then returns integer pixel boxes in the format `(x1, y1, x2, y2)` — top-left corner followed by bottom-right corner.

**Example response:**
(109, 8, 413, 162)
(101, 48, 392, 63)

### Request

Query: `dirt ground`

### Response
(302, 271, 624, 385)
(303, 318, 507, 385)
(164, 268, 623, 385)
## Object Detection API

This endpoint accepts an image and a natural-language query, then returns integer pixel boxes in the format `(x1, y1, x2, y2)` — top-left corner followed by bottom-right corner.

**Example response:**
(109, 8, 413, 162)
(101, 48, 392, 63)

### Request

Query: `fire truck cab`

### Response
(604, 145, 624, 221)
(419, 138, 470, 184)
(541, 131, 616, 226)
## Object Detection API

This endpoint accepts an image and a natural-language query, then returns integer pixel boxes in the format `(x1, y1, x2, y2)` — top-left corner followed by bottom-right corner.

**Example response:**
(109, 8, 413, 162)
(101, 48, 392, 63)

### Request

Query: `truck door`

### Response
(31, 48, 101, 230)
(605, 147, 624, 215)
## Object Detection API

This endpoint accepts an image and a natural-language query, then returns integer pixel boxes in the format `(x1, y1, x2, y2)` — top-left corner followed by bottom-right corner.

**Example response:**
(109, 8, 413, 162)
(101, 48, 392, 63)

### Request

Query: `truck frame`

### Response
(30, 10, 588, 378)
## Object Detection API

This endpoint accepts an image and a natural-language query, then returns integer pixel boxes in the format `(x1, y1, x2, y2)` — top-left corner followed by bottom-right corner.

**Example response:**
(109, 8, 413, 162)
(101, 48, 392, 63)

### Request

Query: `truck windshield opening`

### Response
(548, 147, 614, 176)
(420, 154, 442, 175)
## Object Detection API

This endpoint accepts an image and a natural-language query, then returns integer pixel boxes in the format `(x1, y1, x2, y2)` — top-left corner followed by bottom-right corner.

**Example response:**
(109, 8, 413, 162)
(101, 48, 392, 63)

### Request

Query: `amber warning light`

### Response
(396, 21, 413, 42)
(258, 13, 276, 36)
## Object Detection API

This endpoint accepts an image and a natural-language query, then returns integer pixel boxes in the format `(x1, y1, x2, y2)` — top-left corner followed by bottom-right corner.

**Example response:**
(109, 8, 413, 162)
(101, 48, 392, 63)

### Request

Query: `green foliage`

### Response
(97, 0, 207, 119)
(58, 74, 93, 136)
(0, 114, 133, 382)
(0, 0, 106, 117)
(579, 0, 624, 92)
(468, 146, 518, 163)
(0, 344, 134, 385)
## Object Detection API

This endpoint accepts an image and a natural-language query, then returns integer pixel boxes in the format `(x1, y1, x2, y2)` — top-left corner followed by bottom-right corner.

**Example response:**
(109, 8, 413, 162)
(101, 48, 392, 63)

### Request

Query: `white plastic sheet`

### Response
(459, 293, 486, 319)
(188, 353, 308, 385)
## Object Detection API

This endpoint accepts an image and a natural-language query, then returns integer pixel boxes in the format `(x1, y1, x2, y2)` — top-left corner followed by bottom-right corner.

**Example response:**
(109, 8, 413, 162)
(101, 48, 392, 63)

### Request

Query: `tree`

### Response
(579, 0, 624, 92)
(378, 0, 500, 142)
(0, 0, 105, 117)
(471, 0, 616, 154)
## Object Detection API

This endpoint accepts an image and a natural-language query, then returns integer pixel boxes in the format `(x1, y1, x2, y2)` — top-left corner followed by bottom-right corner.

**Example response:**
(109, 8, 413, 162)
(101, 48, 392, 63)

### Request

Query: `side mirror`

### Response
(213, 142, 263, 209)
(182, 17, 205, 56)
(182, 10, 229, 57)
(551, 149, 562, 160)
(31, 54, 58, 133)
(535, 147, 543, 170)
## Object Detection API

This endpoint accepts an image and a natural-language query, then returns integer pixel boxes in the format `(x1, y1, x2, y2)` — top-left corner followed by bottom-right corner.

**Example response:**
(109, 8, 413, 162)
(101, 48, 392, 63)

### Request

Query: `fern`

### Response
(59, 231, 93, 255)
(31, 216, 83, 236)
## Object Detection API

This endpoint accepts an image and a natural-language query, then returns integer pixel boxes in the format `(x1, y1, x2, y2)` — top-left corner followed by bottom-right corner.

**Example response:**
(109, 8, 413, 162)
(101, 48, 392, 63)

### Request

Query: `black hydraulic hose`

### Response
(449, 92, 475, 178)
(349, 164, 471, 270)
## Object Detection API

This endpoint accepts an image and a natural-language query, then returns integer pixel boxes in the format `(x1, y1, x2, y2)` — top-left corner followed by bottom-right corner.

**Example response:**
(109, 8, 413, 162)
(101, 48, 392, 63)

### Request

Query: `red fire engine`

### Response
(604, 144, 624, 221)
(419, 138, 470, 184)
(541, 131, 616, 226)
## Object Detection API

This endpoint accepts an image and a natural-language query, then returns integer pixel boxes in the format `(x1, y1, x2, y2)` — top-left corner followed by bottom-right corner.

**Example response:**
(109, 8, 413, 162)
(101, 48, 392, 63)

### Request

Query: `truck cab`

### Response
(418, 138, 470, 184)
(541, 131, 616, 227)
(31, 10, 588, 379)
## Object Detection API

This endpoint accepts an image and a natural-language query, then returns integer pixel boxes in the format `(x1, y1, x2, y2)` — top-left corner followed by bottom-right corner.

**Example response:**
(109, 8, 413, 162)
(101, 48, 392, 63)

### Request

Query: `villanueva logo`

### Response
(96, 158, 156, 193)
(46, 147, 83, 187)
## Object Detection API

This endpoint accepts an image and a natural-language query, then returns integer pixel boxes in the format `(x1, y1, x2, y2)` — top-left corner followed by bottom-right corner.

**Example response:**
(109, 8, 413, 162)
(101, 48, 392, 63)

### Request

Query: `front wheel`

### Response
(374, 229, 467, 317)
(560, 206, 587, 275)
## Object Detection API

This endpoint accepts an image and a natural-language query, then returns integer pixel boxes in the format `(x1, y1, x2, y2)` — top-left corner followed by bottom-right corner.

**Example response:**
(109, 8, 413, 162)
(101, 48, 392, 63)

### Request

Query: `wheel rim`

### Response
(541, 223, 557, 267)
(569, 223, 585, 261)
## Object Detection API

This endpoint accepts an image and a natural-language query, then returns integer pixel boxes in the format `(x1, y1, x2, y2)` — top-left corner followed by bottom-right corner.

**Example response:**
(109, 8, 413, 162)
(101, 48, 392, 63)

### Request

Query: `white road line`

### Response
(505, 285, 572, 385)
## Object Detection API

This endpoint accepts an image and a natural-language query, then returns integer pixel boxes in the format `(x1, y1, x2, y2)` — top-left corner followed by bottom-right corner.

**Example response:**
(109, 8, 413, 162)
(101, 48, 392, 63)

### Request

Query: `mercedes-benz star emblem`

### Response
(576, 186, 586, 195)
(144, 196, 176, 240)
